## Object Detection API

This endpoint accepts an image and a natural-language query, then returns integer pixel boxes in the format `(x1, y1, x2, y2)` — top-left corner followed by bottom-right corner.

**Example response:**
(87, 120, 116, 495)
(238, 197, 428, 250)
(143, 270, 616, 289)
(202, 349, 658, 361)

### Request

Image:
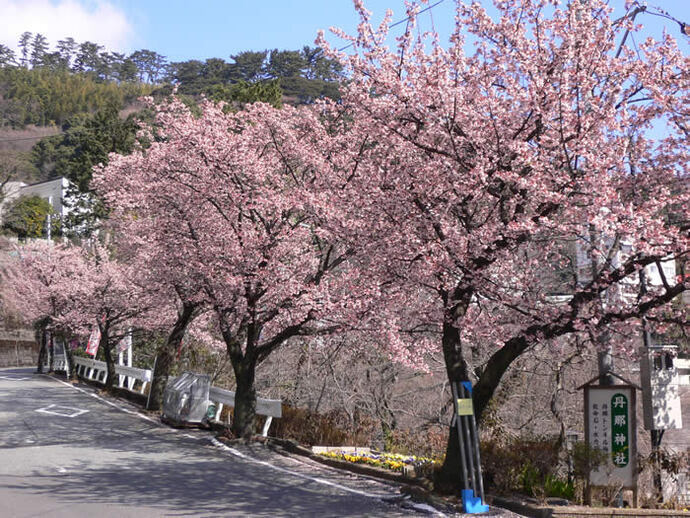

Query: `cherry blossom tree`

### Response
(56, 241, 155, 390)
(3, 241, 153, 388)
(94, 98, 369, 436)
(314, 0, 689, 489)
(100, 215, 206, 411)
(2, 242, 84, 373)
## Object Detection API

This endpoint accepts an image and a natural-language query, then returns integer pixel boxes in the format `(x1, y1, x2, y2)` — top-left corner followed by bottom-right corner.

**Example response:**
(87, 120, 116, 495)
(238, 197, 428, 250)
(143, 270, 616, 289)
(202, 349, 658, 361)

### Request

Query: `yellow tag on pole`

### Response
(457, 398, 474, 416)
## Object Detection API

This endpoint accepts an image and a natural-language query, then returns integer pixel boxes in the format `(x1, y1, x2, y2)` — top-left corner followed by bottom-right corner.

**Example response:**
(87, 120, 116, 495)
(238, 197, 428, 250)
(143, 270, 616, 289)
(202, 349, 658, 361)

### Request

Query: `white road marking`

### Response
(36, 404, 89, 418)
(0, 375, 30, 381)
(44, 375, 443, 515)
(46, 375, 157, 424)
(211, 438, 389, 500)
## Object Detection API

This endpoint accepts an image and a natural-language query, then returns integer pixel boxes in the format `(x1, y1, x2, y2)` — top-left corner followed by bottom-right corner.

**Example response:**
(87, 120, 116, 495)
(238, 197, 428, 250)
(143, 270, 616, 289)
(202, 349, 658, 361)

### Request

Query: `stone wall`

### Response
(0, 329, 38, 368)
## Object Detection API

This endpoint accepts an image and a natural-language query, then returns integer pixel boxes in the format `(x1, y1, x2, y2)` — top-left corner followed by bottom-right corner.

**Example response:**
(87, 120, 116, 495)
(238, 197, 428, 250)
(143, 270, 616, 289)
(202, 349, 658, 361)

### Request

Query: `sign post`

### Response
(452, 381, 489, 514)
(580, 375, 639, 507)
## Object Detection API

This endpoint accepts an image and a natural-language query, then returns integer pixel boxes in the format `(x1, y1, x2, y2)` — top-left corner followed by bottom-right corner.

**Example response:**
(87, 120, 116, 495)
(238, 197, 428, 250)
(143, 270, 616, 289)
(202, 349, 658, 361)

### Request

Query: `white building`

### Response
(1, 177, 72, 221)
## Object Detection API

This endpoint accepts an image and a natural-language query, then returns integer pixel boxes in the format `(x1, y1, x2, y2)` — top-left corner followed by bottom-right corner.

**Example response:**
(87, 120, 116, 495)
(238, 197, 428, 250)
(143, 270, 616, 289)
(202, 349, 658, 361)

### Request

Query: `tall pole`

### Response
(639, 268, 663, 500)
(588, 224, 615, 386)
(46, 195, 53, 242)
(451, 382, 469, 490)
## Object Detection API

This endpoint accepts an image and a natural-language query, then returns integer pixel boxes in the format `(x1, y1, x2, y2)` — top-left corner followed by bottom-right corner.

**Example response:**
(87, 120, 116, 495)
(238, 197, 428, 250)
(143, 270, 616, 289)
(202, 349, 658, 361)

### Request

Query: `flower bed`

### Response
(318, 450, 438, 474)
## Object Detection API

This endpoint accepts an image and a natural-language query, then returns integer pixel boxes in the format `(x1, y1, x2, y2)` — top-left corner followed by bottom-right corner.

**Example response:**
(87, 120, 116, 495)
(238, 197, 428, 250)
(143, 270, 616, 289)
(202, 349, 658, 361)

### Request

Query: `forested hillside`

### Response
(0, 32, 342, 201)
(0, 67, 150, 128)
(0, 33, 341, 130)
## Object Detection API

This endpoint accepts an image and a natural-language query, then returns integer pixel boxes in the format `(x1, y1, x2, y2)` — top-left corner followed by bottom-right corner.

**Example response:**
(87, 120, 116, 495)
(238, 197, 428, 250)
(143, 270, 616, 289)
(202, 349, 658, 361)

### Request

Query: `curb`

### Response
(266, 437, 425, 486)
(265, 438, 463, 515)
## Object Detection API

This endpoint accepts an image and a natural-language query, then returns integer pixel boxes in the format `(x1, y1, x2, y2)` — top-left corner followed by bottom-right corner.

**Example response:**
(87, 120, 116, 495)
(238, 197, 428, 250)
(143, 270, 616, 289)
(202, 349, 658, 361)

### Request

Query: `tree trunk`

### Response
(437, 321, 544, 492)
(147, 303, 198, 411)
(102, 325, 116, 391)
(35, 323, 47, 374)
(232, 357, 258, 439)
(48, 330, 54, 373)
(437, 316, 472, 493)
(64, 339, 76, 380)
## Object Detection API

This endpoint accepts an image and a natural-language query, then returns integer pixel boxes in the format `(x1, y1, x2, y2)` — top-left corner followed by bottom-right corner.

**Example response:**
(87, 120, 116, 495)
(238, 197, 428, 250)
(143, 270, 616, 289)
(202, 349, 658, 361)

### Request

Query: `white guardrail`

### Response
(208, 386, 282, 437)
(72, 356, 152, 395)
(68, 357, 282, 436)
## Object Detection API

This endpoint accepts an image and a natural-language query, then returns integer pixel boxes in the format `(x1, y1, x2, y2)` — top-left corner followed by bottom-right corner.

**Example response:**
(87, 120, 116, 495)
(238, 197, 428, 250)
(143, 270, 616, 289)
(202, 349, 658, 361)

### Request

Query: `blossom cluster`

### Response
(318, 450, 438, 473)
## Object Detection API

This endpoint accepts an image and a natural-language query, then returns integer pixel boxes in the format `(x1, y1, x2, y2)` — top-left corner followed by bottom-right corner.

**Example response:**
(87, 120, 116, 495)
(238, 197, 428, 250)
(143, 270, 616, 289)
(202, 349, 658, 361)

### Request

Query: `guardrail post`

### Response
(261, 416, 273, 437)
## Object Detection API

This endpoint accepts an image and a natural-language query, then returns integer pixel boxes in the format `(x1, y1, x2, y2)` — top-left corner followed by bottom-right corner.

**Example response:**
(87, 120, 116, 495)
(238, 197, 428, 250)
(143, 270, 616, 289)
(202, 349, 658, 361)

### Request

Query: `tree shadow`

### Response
(1, 370, 409, 516)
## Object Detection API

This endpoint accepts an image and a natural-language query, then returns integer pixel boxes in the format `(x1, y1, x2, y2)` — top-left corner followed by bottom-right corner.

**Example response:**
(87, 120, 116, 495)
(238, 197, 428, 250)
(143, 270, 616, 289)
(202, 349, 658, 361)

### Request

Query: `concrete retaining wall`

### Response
(0, 335, 38, 368)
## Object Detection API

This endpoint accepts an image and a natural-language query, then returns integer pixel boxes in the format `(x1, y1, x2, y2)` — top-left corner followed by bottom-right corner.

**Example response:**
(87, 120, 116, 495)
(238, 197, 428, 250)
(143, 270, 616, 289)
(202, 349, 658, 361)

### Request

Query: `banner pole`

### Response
(452, 382, 469, 489)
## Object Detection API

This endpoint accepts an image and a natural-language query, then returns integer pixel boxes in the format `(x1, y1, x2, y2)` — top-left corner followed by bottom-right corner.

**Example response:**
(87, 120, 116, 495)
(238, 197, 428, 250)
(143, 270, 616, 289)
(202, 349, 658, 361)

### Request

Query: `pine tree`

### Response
(57, 37, 77, 69)
(30, 33, 49, 68)
(18, 32, 32, 68)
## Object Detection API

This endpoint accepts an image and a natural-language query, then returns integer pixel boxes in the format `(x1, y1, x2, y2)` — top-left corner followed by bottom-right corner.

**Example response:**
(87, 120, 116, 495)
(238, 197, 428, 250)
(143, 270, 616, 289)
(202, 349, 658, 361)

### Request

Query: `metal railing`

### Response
(72, 356, 152, 395)
(207, 385, 282, 437)
(67, 358, 283, 437)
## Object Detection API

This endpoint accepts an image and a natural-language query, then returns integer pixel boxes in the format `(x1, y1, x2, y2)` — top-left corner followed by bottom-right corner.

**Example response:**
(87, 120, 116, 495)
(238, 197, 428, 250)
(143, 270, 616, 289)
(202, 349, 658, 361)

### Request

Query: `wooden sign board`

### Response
(584, 385, 637, 488)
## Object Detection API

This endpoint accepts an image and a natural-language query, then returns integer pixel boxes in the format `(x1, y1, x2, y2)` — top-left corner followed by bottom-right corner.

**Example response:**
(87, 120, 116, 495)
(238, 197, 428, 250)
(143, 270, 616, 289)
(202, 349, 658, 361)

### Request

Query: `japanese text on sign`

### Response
(610, 393, 629, 467)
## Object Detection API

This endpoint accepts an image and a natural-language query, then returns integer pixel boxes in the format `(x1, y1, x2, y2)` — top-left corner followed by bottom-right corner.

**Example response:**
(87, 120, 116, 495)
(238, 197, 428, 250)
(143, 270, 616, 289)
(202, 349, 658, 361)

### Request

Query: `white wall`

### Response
(18, 177, 70, 218)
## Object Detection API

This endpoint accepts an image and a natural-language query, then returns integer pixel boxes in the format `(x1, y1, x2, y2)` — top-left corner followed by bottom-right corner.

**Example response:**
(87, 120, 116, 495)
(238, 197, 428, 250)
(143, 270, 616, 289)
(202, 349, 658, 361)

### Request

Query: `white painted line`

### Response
(210, 438, 390, 500)
(46, 376, 158, 424)
(278, 447, 405, 487)
(0, 375, 30, 381)
(44, 375, 443, 515)
(36, 404, 89, 418)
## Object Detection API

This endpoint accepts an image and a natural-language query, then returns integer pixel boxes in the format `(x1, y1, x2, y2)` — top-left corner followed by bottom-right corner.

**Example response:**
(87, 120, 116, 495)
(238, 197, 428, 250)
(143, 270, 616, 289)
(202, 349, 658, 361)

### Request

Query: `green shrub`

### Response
(481, 435, 561, 497)
(271, 405, 376, 447)
(2, 194, 60, 239)
(544, 474, 575, 500)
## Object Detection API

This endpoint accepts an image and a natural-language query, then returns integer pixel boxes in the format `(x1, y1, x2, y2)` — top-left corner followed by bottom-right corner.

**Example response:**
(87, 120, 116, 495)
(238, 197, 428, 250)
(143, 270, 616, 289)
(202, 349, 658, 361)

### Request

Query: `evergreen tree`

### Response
(0, 45, 17, 67)
(30, 33, 49, 68)
(117, 57, 139, 83)
(18, 32, 32, 68)
(129, 49, 167, 83)
(30, 104, 140, 233)
(40, 52, 63, 71)
(74, 42, 103, 73)
(228, 50, 267, 82)
(301, 46, 343, 80)
(266, 49, 304, 78)
(57, 37, 77, 68)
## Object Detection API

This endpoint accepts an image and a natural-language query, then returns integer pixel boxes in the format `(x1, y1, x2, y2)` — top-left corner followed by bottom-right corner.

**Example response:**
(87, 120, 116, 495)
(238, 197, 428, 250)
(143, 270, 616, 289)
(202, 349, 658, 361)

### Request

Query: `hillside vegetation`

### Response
(0, 34, 342, 189)
(0, 67, 151, 128)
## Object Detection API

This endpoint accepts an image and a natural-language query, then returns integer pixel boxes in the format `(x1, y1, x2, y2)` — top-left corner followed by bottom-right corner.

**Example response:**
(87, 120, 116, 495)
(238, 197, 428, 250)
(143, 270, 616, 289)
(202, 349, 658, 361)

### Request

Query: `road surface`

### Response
(0, 367, 444, 517)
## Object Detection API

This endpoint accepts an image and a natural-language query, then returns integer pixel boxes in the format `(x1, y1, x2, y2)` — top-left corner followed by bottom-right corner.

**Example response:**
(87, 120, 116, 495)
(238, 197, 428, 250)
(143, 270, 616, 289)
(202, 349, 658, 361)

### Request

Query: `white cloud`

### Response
(0, 0, 134, 54)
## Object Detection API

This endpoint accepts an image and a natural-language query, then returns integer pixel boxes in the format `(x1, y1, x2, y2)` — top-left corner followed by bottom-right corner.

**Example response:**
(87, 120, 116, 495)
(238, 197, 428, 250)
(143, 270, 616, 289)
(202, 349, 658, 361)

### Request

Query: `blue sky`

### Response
(1, 0, 688, 62)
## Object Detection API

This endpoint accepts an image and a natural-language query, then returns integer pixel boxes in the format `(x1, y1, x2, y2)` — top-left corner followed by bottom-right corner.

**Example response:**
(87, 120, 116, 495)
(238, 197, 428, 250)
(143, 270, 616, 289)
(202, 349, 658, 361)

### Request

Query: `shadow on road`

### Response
(0, 370, 405, 517)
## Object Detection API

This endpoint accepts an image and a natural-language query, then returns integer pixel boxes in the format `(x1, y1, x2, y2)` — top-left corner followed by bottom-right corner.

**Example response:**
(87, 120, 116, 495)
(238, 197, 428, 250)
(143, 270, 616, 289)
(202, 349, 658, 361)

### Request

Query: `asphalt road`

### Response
(0, 367, 444, 517)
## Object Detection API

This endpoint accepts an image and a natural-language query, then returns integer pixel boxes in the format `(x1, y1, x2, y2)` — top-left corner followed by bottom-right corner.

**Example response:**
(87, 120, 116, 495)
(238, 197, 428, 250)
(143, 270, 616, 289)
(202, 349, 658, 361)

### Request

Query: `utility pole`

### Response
(587, 224, 615, 386)
(46, 195, 52, 242)
(639, 268, 664, 500)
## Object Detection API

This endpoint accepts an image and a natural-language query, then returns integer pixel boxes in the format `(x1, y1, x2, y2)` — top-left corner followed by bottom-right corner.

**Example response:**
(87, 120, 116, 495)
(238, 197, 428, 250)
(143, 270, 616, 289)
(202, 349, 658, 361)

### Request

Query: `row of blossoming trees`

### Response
(2, 0, 688, 490)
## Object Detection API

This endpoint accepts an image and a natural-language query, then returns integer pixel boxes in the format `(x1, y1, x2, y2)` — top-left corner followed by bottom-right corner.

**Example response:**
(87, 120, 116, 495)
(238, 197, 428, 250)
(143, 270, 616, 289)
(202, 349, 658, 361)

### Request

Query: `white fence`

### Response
(41, 353, 68, 373)
(73, 356, 152, 395)
(49, 356, 282, 436)
(208, 386, 282, 437)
